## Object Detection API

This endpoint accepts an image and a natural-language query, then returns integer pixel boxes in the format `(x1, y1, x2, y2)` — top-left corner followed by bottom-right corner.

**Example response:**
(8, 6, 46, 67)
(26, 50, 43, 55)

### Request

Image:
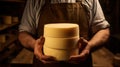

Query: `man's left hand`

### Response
(68, 37, 91, 64)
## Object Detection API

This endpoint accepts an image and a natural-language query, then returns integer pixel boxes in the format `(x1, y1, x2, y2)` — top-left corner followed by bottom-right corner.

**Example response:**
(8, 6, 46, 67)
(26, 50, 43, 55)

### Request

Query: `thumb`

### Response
(38, 36, 45, 45)
(78, 37, 88, 53)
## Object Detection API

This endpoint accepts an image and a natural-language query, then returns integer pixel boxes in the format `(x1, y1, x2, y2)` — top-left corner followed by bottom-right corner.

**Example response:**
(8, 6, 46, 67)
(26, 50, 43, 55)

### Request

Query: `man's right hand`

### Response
(34, 36, 57, 64)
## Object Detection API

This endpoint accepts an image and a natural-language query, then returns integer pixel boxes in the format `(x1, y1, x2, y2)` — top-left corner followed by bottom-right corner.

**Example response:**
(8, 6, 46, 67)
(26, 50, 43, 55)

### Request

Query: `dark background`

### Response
(0, 0, 120, 67)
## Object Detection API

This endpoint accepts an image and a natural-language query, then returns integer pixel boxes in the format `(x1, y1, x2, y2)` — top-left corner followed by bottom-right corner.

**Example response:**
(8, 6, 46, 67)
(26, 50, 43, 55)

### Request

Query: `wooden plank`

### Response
(92, 47, 114, 67)
(10, 48, 33, 64)
(9, 47, 115, 67)
(0, 23, 19, 32)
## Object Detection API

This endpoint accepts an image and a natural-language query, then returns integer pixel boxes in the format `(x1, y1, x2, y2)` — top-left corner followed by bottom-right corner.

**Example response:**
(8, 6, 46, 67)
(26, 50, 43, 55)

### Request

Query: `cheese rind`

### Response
(44, 23, 79, 38)
(3, 16, 12, 24)
(12, 16, 19, 23)
(0, 34, 6, 43)
(44, 36, 79, 49)
(43, 46, 79, 61)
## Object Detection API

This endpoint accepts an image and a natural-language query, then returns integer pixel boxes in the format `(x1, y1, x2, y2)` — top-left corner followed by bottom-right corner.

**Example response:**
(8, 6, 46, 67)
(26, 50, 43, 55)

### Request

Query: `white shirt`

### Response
(51, 0, 76, 3)
(19, 0, 110, 35)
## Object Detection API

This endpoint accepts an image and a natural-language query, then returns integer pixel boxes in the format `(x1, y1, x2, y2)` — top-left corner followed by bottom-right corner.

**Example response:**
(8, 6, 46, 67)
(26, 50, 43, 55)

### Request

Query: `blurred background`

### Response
(0, 0, 119, 67)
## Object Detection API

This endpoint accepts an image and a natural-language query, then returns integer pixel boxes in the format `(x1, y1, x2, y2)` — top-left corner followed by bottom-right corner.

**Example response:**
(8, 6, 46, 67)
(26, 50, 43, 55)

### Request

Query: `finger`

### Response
(79, 49, 90, 60)
(35, 36, 45, 55)
(81, 48, 89, 55)
(35, 51, 57, 63)
(69, 55, 85, 63)
(68, 55, 82, 64)
(77, 38, 81, 48)
(69, 54, 84, 61)
(41, 55, 56, 61)
(69, 49, 89, 61)
(39, 36, 45, 45)
(40, 55, 57, 64)
(79, 37, 88, 45)
(79, 37, 88, 52)
(34, 40, 44, 60)
(41, 59, 57, 64)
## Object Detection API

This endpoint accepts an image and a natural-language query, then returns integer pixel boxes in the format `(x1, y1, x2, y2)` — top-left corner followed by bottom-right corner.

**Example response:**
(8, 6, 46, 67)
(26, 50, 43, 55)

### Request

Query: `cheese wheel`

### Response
(44, 36, 79, 49)
(3, 16, 12, 24)
(12, 16, 19, 23)
(44, 23, 79, 38)
(0, 34, 6, 43)
(43, 46, 79, 61)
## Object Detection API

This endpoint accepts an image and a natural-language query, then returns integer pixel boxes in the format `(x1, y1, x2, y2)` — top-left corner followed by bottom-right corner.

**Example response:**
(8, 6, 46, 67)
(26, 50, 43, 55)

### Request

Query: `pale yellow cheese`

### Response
(43, 46, 79, 61)
(44, 23, 79, 38)
(44, 36, 79, 49)
(43, 23, 80, 61)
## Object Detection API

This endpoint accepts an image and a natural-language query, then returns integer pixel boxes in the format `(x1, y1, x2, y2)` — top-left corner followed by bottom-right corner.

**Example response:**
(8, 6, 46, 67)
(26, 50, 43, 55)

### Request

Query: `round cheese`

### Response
(0, 34, 6, 43)
(43, 46, 79, 61)
(44, 36, 79, 49)
(3, 16, 12, 24)
(44, 23, 79, 38)
(12, 16, 19, 23)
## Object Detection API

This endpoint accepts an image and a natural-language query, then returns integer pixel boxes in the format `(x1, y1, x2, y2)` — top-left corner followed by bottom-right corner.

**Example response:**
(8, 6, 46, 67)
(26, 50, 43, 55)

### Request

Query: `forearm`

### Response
(18, 31, 36, 51)
(88, 28, 110, 51)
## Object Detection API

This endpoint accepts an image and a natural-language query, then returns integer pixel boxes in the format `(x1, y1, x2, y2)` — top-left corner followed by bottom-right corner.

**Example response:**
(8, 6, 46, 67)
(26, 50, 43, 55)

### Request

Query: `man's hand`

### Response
(68, 37, 91, 64)
(34, 36, 57, 64)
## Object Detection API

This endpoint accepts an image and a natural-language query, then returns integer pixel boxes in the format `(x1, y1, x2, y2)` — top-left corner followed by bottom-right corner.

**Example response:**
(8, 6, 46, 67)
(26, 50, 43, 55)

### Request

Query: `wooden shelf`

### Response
(0, 23, 19, 32)
(0, 0, 25, 63)
(0, 43, 22, 62)
(0, 34, 17, 52)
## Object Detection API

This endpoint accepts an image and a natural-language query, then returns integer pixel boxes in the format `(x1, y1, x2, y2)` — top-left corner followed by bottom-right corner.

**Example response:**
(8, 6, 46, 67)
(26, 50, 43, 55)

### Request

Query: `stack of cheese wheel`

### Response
(43, 23, 79, 61)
